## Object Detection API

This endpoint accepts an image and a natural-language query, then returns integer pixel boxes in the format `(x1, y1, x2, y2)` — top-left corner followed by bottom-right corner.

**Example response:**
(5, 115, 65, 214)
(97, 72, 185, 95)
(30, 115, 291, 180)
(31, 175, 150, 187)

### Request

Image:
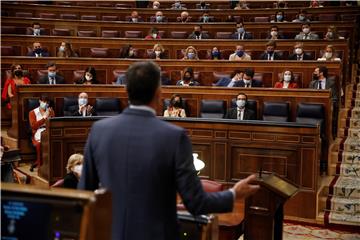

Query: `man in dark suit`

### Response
(225, 93, 256, 120)
(37, 62, 64, 84)
(259, 41, 282, 60)
(214, 69, 243, 87)
(199, 12, 213, 23)
(187, 25, 210, 39)
(70, 92, 96, 116)
(309, 66, 338, 101)
(231, 22, 253, 40)
(237, 68, 263, 88)
(78, 61, 259, 240)
(27, 42, 50, 57)
(288, 42, 313, 60)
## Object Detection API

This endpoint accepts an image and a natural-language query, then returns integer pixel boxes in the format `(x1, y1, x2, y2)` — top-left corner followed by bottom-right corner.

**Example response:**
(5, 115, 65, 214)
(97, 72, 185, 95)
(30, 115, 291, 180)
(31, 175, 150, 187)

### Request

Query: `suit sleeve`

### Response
(175, 131, 234, 215)
(78, 125, 100, 190)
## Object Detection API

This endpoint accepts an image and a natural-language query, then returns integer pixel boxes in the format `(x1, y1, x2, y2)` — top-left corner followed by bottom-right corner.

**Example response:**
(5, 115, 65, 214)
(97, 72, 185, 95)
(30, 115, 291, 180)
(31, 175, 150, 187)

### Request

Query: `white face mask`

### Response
(283, 75, 291, 82)
(302, 28, 310, 34)
(40, 101, 48, 110)
(152, 33, 157, 39)
(85, 74, 92, 81)
(129, 50, 134, 56)
(236, 100, 246, 108)
(132, 18, 138, 22)
(155, 50, 161, 56)
(243, 79, 251, 85)
(73, 164, 83, 176)
(33, 28, 41, 35)
(78, 98, 88, 106)
(325, 52, 333, 59)
(59, 46, 65, 52)
(295, 48, 303, 55)
(271, 31, 278, 37)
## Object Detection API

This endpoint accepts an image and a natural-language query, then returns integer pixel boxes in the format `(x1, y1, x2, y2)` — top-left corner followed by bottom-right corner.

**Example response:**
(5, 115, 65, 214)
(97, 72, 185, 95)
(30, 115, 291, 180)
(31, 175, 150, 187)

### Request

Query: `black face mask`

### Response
(14, 70, 23, 77)
(194, 31, 200, 36)
(313, 73, 319, 80)
(183, 76, 191, 81)
(34, 48, 43, 54)
(173, 101, 182, 108)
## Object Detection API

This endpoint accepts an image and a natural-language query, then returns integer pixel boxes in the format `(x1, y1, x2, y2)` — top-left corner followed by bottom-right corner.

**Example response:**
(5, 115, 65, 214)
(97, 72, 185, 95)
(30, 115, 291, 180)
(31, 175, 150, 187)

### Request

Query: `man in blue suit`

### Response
(214, 69, 243, 87)
(78, 61, 259, 240)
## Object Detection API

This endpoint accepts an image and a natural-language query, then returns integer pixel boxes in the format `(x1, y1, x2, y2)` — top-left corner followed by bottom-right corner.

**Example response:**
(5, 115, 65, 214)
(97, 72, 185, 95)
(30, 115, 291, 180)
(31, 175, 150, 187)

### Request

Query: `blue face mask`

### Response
(276, 15, 283, 21)
(237, 27, 244, 33)
(48, 72, 56, 78)
(34, 48, 43, 54)
(299, 15, 305, 21)
(203, 16, 209, 22)
(236, 50, 244, 57)
(187, 52, 195, 59)
(156, 16, 162, 22)
(212, 51, 220, 58)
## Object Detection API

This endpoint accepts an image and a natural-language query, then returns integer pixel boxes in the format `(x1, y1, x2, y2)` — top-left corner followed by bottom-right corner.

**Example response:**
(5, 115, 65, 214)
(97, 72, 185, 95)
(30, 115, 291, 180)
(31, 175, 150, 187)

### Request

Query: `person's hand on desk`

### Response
(231, 174, 260, 199)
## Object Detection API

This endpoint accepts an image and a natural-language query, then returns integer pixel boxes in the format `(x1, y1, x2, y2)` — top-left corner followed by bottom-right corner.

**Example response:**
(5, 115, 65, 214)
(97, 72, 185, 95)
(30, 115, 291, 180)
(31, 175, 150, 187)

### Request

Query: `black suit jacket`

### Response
(188, 32, 210, 39)
(78, 108, 234, 240)
(309, 78, 338, 101)
(225, 107, 256, 120)
(288, 53, 312, 60)
(63, 172, 78, 189)
(231, 32, 253, 39)
(37, 75, 65, 84)
(259, 52, 282, 60)
(237, 79, 263, 87)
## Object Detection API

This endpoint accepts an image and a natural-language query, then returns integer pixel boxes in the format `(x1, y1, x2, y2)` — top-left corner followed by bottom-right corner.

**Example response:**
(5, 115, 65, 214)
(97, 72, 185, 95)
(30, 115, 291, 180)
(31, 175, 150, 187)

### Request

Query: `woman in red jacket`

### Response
(274, 70, 298, 89)
(2, 64, 31, 109)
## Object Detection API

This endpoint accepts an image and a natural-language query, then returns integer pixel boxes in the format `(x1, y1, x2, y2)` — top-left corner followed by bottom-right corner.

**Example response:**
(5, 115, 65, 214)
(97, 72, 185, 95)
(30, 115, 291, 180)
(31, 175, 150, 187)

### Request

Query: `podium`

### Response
(244, 173, 298, 240)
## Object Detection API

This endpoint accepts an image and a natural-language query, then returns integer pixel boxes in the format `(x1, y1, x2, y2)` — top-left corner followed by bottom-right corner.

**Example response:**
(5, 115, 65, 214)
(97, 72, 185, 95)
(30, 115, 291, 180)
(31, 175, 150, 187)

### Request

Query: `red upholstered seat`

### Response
(78, 30, 97, 37)
(124, 31, 142, 38)
(39, 13, 56, 19)
(52, 28, 71, 36)
(170, 31, 188, 39)
(2, 26, 17, 34)
(60, 13, 78, 19)
(254, 16, 269, 22)
(102, 15, 119, 21)
(1, 46, 15, 56)
(318, 14, 337, 21)
(101, 30, 120, 38)
(90, 48, 109, 58)
(215, 32, 232, 39)
(15, 12, 33, 18)
(81, 15, 97, 20)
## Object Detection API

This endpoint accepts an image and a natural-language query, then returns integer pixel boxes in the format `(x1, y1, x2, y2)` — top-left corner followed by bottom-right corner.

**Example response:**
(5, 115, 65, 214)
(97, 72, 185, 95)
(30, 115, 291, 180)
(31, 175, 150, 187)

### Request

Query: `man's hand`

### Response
(232, 174, 260, 200)
(86, 105, 94, 115)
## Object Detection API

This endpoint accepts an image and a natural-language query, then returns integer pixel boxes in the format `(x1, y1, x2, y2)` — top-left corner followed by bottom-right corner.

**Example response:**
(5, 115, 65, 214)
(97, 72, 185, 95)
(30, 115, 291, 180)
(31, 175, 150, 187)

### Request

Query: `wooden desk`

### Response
(41, 116, 321, 220)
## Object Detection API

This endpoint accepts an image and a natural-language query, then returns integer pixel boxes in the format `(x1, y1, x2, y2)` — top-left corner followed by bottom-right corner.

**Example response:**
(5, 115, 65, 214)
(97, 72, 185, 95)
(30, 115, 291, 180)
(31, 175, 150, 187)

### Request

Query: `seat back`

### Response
(39, 13, 56, 19)
(1, 46, 15, 56)
(200, 179, 223, 192)
(63, 97, 78, 116)
(200, 100, 225, 119)
(52, 28, 71, 36)
(60, 13, 78, 19)
(78, 30, 96, 37)
(15, 12, 33, 18)
(51, 179, 64, 188)
(254, 16, 269, 22)
(124, 31, 142, 38)
(102, 15, 119, 21)
(170, 31, 188, 39)
(296, 103, 325, 136)
(215, 32, 232, 39)
(81, 15, 97, 20)
(95, 98, 121, 116)
(90, 48, 109, 58)
(73, 70, 85, 83)
(101, 30, 120, 38)
(262, 101, 289, 122)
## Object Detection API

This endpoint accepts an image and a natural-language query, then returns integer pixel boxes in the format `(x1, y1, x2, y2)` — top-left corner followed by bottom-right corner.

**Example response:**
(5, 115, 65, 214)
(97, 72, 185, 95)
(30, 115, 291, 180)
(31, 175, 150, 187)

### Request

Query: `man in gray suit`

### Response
(309, 66, 338, 101)
(294, 23, 319, 40)
(78, 61, 259, 240)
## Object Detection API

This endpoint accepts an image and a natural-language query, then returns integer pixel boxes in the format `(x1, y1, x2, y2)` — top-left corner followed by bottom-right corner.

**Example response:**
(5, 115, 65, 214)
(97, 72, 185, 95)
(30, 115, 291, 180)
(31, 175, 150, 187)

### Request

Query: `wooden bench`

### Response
(40, 116, 321, 221)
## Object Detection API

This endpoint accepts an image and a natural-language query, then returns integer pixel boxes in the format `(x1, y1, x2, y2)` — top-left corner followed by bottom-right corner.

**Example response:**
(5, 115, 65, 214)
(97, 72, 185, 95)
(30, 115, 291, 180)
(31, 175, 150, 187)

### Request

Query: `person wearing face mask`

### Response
(210, 47, 222, 60)
(309, 66, 338, 99)
(214, 69, 243, 87)
(274, 70, 298, 88)
(37, 62, 65, 84)
(71, 92, 96, 117)
(2, 64, 31, 110)
(145, 27, 162, 40)
(324, 26, 344, 40)
(288, 42, 313, 60)
(176, 67, 200, 86)
(119, 44, 136, 58)
(27, 42, 50, 57)
(171, 0, 186, 9)
(238, 68, 263, 88)
(182, 46, 200, 60)
(177, 11, 191, 23)
(149, 43, 167, 60)
(151, 11, 167, 23)
(292, 9, 310, 23)
(198, 1, 210, 9)
(199, 12, 213, 23)
(259, 41, 282, 60)
(295, 23, 319, 40)
(317, 45, 341, 61)
(63, 153, 84, 189)
(188, 25, 209, 40)
(29, 95, 55, 171)
(229, 45, 251, 61)
(271, 10, 287, 23)
(231, 22, 253, 40)
(225, 93, 256, 120)
(163, 94, 186, 117)
(57, 41, 78, 58)
(152, 1, 160, 9)
(27, 22, 44, 36)
(128, 11, 143, 23)
(75, 66, 99, 84)
(266, 25, 285, 39)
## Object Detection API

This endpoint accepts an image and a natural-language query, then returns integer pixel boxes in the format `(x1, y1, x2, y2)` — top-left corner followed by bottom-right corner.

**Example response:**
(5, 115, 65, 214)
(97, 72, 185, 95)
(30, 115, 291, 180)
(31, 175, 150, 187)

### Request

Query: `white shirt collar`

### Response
(129, 104, 156, 115)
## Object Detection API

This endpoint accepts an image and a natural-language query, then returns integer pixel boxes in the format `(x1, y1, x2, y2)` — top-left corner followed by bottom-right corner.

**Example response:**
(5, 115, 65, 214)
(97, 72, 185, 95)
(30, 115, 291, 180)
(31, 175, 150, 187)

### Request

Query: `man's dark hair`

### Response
(237, 92, 248, 101)
(126, 61, 161, 105)
(39, 95, 50, 102)
(230, 69, 243, 78)
(244, 68, 254, 78)
(318, 66, 328, 78)
(46, 61, 56, 69)
(270, 25, 278, 31)
(33, 22, 40, 26)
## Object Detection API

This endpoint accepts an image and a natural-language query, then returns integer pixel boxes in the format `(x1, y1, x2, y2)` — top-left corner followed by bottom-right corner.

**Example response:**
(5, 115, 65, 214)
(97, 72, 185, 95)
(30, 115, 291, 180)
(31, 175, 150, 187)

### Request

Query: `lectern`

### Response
(244, 173, 298, 240)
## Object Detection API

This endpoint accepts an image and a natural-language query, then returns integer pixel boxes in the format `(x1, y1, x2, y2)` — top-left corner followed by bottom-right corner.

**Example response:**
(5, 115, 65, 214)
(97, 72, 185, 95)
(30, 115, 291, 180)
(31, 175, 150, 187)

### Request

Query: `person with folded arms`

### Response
(229, 45, 251, 61)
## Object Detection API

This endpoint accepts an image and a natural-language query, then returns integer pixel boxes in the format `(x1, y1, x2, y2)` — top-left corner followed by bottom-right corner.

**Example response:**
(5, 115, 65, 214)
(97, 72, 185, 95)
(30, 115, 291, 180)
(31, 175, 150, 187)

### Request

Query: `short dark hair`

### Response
(318, 66, 328, 78)
(270, 25, 278, 31)
(244, 68, 254, 78)
(39, 95, 50, 102)
(33, 22, 40, 26)
(230, 69, 243, 78)
(237, 92, 247, 101)
(46, 61, 56, 69)
(126, 61, 161, 105)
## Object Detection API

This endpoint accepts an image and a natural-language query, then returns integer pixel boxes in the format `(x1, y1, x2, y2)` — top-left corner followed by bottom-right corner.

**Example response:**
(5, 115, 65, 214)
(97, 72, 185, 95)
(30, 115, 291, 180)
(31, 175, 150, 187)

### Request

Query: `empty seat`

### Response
(96, 2, 113, 7)
(15, 12, 33, 18)
(1, 46, 15, 56)
(201, 179, 223, 192)
(262, 102, 289, 122)
(215, 32, 232, 39)
(254, 17, 269, 22)
(63, 97, 78, 116)
(102, 15, 119, 21)
(60, 13, 78, 19)
(318, 14, 337, 21)
(112, 70, 126, 83)
(95, 98, 121, 116)
(170, 31, 188, 39)
(101, 30, 120, 38)
(52, 28, 71, 36)
(81, 15, 97, 20)
(2, 26, 17, 34)
(78, 30, 96, 37)
(296, 103, 325, 135)
(200, 100, 226, 119)
(115, 3, 133, 8)
(90, 48, 109, 58)
(39, 13, 56, 19)
(124, 31, 142, 38)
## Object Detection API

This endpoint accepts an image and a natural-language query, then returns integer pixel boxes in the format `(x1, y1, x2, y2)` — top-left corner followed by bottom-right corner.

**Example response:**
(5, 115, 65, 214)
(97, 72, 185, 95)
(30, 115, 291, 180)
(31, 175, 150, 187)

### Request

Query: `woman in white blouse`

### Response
(163, 94, 186, 118)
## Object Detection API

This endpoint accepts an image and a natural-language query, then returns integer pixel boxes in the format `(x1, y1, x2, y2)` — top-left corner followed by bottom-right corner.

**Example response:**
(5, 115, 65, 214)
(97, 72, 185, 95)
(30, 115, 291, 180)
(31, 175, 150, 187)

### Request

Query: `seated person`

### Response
(171, 0, 187, 9)
(176, 67, 200, 86)
(116, 72, 170, 85)
(266, 25, 286, 40)
(259, 41, 282, 60)
(317, 45, 341, 61)
(57, 41, 78, 57)
(309, 0, 323, 8)
(163, 94, 186, 118)
(27, 22, 44, 36)
(234, 0, 250, 9)
(225, 93, 256, 120)
(309, 66, 338, 102)
(231, 22, 253, 40)
(71, 92, 96, 116)
(237, 68, 263, 88)
(119, 44, 136, 58)
(38, 62, 65, 84)
(274, 0, 288, 8)
(295, 23, 319, 40)
(274, 70, 298, 88)
(75, 66, 99, 84)
(292, 9, 311, 23)
(64, 153, 84, 189)
(210, 47, 222, 60)
(2, 64, 31, 110)
(182, 46, 199, 60)
(128, 11, 143, 22)
(270, 10, 287, 23)
(324, 25, 344, 40)
(177, 11, 191, 22)
(151, 11, 167, 23)
(145, 27, 161, 40)
(215, 69, 243, 87)
(188, 25, 210, 39)
(229, 45, 251, 61)
(198, 1, 210, 9)
(199, 12, 213, 23)
(29, 95, 55, 171)
(152, 1, 160, 9)
(149, 43, 167, 59)
(27, 42, 50, 57)
(288, 42, 312, 60)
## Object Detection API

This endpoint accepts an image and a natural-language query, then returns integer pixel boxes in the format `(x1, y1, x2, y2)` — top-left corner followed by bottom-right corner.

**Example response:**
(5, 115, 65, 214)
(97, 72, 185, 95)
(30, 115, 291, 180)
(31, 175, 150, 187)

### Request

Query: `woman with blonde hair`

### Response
(164, 94, 186, 118)
(63, 153, 84, 189)
(57, 42, 78, 57)
(149, 43, 166, 59)
(182, 46, 199, 60)
(317, 45, 341, 61)
(274, 70, 298, 89)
